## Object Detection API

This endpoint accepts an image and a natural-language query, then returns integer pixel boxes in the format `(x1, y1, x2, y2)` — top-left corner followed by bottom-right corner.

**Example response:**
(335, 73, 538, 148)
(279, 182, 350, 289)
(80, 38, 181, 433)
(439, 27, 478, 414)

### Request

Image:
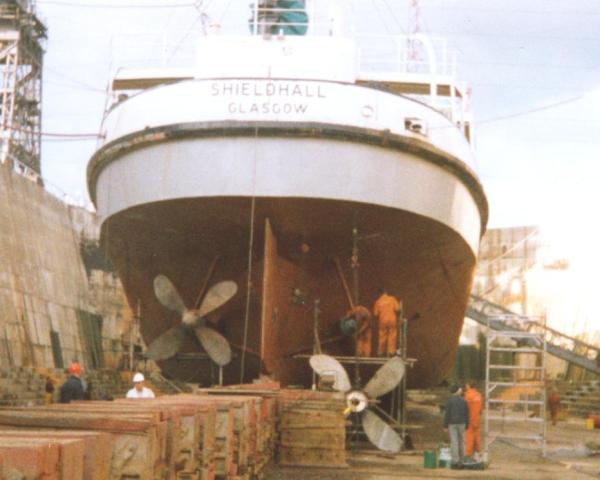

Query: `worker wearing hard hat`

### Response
(373, 288, 402, 356)
(126, 372, 155, 399)
(464, 380, 483, 461)
(59, 362, 85, 403)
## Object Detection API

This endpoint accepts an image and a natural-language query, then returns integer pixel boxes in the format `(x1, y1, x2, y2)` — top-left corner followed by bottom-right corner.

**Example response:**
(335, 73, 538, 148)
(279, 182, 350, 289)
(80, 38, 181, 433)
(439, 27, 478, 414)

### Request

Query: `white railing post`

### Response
(309, 0, 316, 36)
(396, 36, 405, 74)
(252, 1, 259, 36)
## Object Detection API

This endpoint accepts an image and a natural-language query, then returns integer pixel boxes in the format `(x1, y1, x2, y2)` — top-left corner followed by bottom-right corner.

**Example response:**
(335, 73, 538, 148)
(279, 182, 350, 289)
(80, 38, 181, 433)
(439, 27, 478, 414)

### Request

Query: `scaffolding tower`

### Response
(0, 0, 46, 176)
(484, 321, 547, 461)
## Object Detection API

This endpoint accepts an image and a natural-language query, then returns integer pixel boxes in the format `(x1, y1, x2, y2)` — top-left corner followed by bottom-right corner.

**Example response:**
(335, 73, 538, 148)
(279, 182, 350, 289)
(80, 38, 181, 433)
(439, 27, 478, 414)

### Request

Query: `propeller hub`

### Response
(346, 390, 368, 413)
(182, 310, 199, 326)
(150, 275, 236, 363)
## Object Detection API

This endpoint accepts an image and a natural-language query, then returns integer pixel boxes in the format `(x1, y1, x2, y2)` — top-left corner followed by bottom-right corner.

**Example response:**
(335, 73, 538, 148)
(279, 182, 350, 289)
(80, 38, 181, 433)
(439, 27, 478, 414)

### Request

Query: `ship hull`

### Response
(89, 78, 487, 389)
(103, 193, 477, 389)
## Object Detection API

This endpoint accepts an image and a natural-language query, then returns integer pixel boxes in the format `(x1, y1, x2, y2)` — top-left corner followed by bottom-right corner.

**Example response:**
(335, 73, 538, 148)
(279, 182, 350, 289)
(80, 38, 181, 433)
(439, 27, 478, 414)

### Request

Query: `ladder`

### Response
(467, 294, 600, 375)
(484, 329, 547, 460)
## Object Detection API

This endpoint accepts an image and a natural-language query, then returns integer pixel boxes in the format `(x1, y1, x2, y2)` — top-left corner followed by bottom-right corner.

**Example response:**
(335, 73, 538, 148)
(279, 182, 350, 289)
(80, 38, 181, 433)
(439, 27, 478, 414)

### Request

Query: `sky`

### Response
(35, 0, 600, 260)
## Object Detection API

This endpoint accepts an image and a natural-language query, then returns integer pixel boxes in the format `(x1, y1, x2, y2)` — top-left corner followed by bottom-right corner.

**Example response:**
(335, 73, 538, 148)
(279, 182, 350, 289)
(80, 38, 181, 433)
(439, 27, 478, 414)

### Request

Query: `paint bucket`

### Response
(586, 418, 595, 430)
(588, 415, 600, 428)
(423, 450, 437, 469)
(438, 444, 452, 468)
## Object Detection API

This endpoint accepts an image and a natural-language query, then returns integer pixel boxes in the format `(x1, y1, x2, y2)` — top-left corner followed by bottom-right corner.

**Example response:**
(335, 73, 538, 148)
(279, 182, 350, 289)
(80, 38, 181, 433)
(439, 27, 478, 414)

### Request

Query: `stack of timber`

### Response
(0, 408, 165, 479)
(0, 436, 85, 479)
(197, 382, 346, 472)
(117, 395, 220, 480)
(278, 389, 347, 468)
(0, 396, 225, 479)
(0, 383, 347, 478)
(0, 392, 276, 479)
(46, 401, 191, 478)
(196, 382, 280, 479)
(0, 428, 112, 479)
(196, 394, 260, 479)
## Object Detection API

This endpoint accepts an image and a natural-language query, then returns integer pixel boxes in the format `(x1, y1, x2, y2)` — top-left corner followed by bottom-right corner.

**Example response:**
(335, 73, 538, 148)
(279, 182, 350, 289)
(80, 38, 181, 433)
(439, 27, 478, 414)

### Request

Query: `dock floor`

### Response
(266, 402, 600, 479)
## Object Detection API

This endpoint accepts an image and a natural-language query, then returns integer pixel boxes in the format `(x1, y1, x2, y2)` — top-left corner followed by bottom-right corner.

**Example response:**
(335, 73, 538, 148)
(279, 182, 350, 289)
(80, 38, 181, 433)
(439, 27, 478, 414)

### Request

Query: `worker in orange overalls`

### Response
(464, 380, 483, 460)
(373, 288, 401, 356)
(349, 305, 373, 357)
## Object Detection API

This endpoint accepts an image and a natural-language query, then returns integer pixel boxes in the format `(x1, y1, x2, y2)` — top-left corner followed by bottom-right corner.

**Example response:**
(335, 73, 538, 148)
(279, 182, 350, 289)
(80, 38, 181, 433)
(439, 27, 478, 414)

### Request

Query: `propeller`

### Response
(146, 274, 237, 366)
(309, 354, 351, 393)
(309, 353, 405, 454)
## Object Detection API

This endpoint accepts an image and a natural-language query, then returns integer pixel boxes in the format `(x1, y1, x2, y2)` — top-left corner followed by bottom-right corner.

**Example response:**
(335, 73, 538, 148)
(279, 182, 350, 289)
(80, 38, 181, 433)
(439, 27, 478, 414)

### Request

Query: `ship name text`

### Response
(211, 81, 326, 99)
(211, 81, 326, 116)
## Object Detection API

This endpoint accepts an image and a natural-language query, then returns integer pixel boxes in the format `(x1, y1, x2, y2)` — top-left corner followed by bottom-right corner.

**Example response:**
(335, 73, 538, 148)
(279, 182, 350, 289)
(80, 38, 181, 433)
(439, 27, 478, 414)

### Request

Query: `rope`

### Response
(239, 196, 256, 383)
(240, 127, 259, 383)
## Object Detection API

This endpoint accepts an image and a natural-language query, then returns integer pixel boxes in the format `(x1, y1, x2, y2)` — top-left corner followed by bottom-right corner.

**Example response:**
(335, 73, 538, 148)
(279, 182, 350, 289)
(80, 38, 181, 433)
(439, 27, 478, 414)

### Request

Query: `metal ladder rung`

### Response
(488, 399, 544, 405)
(487, 415, 543, 423)
(489, 364, 544, 370)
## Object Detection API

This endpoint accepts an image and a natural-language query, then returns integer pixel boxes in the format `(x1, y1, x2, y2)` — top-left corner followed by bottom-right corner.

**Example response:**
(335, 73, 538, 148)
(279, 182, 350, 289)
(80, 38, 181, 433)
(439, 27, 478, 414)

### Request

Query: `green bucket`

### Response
(423, 450, 437, 469)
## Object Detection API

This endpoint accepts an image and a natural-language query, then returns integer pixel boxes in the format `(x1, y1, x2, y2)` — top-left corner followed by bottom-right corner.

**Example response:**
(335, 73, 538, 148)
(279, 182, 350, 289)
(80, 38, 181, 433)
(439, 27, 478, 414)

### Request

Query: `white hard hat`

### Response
(133, 372, 145, 383)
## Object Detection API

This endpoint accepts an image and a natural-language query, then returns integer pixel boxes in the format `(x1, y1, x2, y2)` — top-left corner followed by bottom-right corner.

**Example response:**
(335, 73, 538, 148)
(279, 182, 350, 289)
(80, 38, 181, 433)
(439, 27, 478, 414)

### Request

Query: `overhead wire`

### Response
(40, 131, 103, 138)
(38, 1, 195, 8)
(42, 137, 99, 142)
(44, 68, 106, 94)
(161, 3, 178, 38)
(462, 60, 598, 71)
(218, 0, 236, 24)
(473, 94, 587, 127)
(369, 0, 392, 34)
(472, 81, 595, 92)
(414, 2, 600, 17)
(376, 1, 599, 128)
(380, 0, 407, 34)
(167, 14, 203, 62)
(424, 30, 599, 41)
(44, 80, 106, 95)
(7, 125, 103, 140)
(424, 92, 591, 133)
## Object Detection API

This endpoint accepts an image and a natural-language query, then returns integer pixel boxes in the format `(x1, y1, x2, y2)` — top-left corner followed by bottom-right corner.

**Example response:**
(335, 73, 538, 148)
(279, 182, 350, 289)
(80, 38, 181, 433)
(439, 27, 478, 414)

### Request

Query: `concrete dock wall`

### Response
(0, 162, 129, 370)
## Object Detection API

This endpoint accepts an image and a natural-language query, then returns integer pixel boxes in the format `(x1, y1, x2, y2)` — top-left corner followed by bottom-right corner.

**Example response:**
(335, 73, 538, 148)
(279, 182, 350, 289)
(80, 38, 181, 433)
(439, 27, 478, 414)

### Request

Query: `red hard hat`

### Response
(68, 363, 82, 375)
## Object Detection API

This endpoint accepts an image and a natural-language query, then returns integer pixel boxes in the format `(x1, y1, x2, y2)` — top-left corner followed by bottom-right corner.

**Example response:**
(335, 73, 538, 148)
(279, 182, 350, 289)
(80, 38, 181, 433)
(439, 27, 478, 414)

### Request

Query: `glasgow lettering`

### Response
(228, 102, 309, 114)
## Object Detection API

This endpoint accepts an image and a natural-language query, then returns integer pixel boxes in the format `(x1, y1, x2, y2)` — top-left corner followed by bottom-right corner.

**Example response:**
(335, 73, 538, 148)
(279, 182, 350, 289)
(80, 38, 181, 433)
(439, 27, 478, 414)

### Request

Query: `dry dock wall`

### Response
(0, 162, 129, 370)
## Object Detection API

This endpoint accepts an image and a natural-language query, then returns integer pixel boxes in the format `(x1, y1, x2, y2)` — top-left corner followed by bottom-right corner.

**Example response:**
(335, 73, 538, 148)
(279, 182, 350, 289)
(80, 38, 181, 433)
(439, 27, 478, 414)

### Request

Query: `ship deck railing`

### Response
(105, 1, 471, 131)
(108, 34, 468, 119)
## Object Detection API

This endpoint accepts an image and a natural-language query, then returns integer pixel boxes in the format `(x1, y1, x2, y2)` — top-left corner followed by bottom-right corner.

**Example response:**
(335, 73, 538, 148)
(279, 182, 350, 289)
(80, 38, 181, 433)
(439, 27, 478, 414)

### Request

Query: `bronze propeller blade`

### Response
(194, 326, 232, 366)
(362, 409, 403, 454)
(197, 280, 238, 317)
(145, 324, 187, 361)
(364, 356, 405, 399)
(309, 354, 352, 393)
(153, 275, 186, 315)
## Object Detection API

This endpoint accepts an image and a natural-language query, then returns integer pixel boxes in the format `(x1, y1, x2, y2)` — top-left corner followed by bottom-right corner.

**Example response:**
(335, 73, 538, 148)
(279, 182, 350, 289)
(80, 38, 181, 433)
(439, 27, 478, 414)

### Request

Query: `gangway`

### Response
(467, 295, 600, 375)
